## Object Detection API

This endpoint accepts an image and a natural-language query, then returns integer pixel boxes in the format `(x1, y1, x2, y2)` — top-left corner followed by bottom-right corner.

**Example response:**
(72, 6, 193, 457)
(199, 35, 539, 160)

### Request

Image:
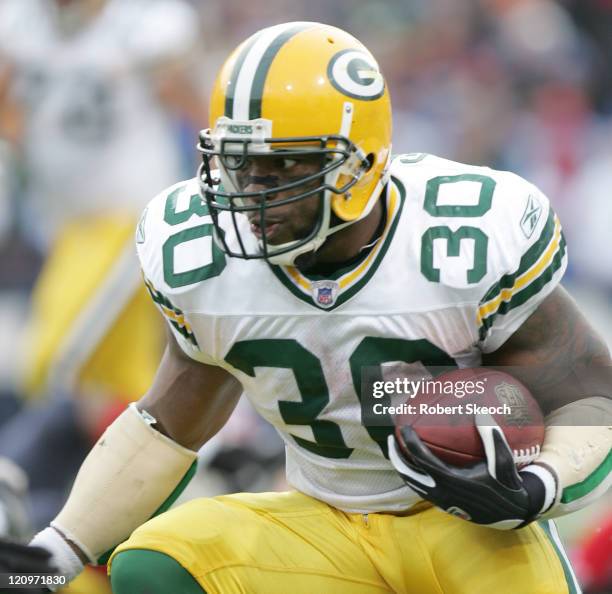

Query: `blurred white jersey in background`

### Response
(0, 0, 199, 246)
(0, 0, 204, 401)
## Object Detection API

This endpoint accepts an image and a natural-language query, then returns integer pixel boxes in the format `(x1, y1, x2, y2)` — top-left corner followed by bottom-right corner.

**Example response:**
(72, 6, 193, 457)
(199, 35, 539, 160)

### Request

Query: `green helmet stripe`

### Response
(247, 23, 311, 120)
(226, 23, 314, 121)
(224, 33, 260, 118)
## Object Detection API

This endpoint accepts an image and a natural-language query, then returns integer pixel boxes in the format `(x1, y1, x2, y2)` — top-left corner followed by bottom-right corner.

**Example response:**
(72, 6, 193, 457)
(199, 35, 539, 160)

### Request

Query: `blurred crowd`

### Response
(0, 0, 610, 592)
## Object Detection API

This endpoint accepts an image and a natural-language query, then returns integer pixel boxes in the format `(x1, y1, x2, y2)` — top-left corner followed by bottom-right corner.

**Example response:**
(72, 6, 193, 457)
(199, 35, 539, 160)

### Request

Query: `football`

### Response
(393, 368, 544, 467)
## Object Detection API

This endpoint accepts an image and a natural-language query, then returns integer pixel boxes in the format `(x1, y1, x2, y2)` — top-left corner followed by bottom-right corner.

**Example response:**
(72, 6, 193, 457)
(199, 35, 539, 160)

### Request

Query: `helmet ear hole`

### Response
(364, 153, 375, 172)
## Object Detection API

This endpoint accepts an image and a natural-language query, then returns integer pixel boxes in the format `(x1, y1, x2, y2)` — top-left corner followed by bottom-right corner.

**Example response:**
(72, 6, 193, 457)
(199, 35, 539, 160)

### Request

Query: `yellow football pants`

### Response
(59, 566, 112, 594)
(110, 490, 579, 594)
(21, 215, 163, 402)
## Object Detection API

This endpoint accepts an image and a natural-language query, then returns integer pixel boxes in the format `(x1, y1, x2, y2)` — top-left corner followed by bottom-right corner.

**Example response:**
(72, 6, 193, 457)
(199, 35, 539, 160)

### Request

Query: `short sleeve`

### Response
(135, 180, 216, 365)
(476, 181, 567, 353)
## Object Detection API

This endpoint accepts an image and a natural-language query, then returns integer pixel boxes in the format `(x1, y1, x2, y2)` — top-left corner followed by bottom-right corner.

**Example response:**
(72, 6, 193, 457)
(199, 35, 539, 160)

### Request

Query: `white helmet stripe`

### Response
(231, 22, 313, 120)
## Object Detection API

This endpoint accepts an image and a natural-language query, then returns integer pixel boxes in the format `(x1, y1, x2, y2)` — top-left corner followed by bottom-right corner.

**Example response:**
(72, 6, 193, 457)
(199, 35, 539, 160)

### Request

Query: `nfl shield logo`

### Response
(311, 280, 339, 309)
(494, 382, 532, 427)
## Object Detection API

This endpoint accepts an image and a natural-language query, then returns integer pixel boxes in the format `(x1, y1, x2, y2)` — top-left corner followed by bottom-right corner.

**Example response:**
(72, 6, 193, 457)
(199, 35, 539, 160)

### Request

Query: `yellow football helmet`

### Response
(198, 21, 392, 265)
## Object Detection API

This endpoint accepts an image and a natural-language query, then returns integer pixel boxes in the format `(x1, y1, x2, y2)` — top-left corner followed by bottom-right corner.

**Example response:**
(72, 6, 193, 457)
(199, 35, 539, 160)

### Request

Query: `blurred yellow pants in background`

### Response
(21, 215, 162, 403)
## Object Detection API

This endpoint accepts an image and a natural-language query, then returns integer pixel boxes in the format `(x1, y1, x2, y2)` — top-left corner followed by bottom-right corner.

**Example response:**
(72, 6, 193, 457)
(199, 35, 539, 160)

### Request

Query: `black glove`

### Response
(0, 539, 57, 593)
(388, 414, 557, 529)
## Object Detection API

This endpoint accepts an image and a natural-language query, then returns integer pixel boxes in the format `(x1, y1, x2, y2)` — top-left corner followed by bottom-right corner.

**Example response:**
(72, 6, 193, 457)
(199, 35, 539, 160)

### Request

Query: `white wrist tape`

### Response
(520, 463, 557, 514)
(51, 403, 197, 562)
(535, 397, 611, 515)
(30, 527, 84, 590)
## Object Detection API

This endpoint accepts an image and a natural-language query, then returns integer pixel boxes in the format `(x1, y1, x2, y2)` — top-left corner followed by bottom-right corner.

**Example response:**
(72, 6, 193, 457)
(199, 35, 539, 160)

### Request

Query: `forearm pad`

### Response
(51, 404, 197, 563)
(535, 397, 611, 517)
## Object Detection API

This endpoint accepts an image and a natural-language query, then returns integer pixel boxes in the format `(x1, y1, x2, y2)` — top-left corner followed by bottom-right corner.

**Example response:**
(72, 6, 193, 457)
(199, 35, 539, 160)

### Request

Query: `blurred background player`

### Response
(0, 0, 206, 591)
(0, 0, 205, 400)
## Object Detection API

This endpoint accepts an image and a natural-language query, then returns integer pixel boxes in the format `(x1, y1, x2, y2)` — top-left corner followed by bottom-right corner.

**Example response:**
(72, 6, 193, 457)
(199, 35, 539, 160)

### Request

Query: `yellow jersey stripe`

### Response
(477, 216, 562, 325)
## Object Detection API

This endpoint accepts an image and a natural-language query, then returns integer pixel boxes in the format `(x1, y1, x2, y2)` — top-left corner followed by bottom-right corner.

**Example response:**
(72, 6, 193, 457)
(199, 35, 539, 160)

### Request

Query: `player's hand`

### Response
(388, 414, 558, 529)
(0, 539, 56, 593)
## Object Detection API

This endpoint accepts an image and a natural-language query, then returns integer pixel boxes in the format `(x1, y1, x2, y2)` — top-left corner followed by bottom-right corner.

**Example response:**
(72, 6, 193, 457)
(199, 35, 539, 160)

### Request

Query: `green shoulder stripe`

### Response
(478, 234, 566, 340)
(144, 279, 199, 348)
(481, 208, 555, 305)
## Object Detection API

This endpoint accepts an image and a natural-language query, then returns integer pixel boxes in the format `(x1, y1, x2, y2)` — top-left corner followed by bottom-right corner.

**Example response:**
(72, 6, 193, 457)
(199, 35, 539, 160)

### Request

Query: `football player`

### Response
(0, 0, 204, 402)
(15, 22, 611, 594)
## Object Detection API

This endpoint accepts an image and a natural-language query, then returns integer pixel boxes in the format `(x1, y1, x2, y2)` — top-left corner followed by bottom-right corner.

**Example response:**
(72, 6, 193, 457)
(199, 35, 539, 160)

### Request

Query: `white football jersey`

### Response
(0, 0, 198, 244)
(137, 154, 567, 513)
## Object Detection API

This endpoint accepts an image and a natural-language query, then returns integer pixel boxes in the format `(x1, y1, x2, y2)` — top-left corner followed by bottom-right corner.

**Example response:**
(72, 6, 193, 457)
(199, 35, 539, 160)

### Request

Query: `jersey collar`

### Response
(268, 176, 406, 311)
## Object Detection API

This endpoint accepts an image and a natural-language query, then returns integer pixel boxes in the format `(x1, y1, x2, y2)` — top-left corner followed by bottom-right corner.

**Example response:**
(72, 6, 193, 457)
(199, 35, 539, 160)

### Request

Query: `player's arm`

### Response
(26, 330, 241, 585)
(390, 172, 611, 527)
(138, 328, 241, 450)
(482, 285, 611, 409)
(390, 286, 611, 528)
(482, 285, 612, 516)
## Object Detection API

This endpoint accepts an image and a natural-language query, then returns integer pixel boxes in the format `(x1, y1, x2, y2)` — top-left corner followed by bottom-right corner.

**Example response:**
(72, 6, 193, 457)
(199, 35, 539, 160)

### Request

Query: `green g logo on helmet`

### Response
(327, 49, 385, 101)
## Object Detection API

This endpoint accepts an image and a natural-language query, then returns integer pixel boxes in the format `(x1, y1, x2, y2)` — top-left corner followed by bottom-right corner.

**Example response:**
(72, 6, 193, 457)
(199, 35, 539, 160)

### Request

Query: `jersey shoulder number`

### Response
(391, 154, 567, 349)
(137, 178, 227, 295)
(136, 179, 227, 357)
